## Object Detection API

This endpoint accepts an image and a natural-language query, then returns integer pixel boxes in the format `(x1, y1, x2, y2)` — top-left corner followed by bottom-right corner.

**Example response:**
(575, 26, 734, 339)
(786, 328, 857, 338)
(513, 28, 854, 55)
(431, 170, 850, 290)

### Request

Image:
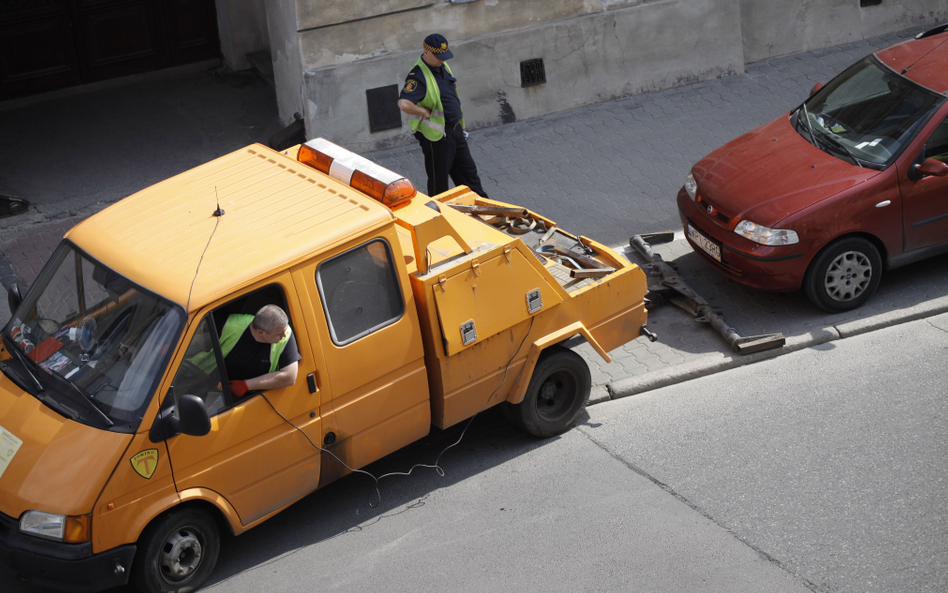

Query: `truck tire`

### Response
(510, 346, 591, 438)
(132, 507, 220, 593)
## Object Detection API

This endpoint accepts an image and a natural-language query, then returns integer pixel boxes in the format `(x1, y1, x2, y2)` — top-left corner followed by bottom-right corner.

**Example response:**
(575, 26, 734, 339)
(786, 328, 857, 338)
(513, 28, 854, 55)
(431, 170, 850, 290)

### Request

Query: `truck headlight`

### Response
(684, 174, 697, 200)
(20, 511, 91, 543)
(734, 220, 799, 246)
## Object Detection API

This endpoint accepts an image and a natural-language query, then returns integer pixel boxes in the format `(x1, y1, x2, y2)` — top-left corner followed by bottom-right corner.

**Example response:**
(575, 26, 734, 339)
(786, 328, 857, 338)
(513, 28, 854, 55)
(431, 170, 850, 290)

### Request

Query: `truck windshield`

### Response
(793, 56, 944, 168)
(1, 242, 184, 431)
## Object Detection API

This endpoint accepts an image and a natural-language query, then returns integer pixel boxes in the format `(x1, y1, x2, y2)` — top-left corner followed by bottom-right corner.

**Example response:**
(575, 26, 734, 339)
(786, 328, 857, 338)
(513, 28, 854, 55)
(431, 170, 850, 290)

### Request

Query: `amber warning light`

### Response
(297, 138, 417, 207)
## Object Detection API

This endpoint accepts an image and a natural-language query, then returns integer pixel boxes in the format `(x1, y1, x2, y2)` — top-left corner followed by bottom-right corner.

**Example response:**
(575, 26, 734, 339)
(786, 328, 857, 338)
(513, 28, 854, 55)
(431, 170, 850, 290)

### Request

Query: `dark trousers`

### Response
(415, 128, 488, 198)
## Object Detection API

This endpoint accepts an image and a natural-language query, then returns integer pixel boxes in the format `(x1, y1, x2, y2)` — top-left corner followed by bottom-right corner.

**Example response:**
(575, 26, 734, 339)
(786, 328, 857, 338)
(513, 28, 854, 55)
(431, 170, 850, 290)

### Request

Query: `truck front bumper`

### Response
(0, 511, 135, 593)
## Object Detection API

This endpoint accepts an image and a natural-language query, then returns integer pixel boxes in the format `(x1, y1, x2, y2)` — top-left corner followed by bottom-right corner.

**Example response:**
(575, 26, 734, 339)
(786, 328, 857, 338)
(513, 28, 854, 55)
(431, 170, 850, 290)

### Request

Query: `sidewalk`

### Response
(2, 25, 946, 399)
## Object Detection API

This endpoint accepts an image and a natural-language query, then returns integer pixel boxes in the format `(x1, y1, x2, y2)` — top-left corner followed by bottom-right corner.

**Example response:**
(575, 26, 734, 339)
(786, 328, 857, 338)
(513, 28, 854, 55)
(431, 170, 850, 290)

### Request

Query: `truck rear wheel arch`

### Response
(505, 345, 591, 438)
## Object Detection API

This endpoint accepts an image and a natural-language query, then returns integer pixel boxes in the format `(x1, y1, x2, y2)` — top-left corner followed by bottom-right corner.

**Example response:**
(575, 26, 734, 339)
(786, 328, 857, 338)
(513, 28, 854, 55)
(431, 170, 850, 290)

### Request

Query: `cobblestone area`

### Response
(2, 26, 946, 397)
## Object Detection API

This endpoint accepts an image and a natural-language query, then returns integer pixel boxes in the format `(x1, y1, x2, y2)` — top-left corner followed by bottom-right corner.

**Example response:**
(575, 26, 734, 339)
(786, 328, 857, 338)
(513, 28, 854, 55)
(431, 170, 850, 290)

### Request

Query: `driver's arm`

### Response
(243, 361, 298, 391)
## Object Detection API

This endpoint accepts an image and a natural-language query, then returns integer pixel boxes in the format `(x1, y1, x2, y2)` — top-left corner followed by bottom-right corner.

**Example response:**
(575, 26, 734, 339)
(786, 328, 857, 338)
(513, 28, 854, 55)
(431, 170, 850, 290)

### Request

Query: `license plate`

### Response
(688, 224, 721, 262)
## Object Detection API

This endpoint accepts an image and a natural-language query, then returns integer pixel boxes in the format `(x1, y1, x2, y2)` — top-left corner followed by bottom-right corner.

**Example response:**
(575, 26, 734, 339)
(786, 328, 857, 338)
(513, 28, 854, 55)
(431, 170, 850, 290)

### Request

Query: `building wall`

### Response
(215, 0, 270, 71)
(295, 0, 649, 71)
(266, 0, 306, 123)
(740, 0, 948, 63)
(301, 0, 741, 152)
(269, 0, 948, 150)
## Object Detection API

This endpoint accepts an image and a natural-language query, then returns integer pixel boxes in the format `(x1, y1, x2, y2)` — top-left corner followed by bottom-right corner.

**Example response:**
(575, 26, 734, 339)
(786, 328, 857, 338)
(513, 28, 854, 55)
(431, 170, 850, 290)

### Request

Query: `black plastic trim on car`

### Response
(916, 23, 948, 39)
(888, 241, 948, 270)
(721, 244, 805, 262)
(910, 211, 948, 228)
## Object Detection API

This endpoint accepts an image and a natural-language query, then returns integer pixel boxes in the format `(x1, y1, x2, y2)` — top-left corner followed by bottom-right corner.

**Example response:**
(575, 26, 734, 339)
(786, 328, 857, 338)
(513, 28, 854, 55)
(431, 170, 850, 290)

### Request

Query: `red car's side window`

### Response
(924, 117, 948, 162)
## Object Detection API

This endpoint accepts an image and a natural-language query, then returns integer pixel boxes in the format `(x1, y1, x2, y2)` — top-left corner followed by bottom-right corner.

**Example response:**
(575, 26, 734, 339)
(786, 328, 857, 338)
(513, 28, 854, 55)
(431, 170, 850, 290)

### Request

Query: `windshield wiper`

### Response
(817, 133, 863, 168)
(3, 335, 45, 393)
(797, 103, 818, 148)
(55, 375, 114, 428)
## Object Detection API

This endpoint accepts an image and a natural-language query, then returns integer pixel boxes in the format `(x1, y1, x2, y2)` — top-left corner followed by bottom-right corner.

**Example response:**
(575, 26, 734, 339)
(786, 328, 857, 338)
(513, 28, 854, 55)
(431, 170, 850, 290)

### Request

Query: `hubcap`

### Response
(159, 528, 204, 584)
(824, 250, 872, 302)
(535, 369, 578, 423)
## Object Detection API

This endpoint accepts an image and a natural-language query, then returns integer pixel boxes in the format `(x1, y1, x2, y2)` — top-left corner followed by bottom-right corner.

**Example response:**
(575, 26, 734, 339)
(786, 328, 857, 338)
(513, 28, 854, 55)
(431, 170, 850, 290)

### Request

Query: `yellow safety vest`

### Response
(408, 58, 464, 141)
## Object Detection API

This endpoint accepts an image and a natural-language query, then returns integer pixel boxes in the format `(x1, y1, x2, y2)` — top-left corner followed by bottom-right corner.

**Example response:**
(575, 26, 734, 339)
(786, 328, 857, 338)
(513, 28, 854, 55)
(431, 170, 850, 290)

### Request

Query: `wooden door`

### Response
(1, 0, 220, 100)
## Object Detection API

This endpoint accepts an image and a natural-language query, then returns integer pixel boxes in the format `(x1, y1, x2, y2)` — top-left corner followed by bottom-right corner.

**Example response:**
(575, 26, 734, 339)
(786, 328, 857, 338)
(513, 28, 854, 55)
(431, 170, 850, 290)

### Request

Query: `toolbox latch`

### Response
(526, 289, 543, 314)
(460, 319, 477, 345)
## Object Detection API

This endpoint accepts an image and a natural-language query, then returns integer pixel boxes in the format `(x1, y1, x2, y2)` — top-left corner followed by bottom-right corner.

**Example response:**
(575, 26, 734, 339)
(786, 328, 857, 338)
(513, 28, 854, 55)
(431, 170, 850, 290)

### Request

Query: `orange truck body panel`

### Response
(0, 142, 647, 588)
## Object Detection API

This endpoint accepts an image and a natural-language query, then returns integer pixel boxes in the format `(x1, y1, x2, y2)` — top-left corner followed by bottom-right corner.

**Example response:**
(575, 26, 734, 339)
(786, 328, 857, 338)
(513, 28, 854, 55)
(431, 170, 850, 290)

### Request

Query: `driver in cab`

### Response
(219, 305, 301, 398)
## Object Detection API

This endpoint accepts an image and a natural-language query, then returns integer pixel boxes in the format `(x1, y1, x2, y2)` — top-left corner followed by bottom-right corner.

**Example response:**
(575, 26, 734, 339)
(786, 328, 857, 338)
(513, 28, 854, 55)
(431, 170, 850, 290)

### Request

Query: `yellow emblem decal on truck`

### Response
(131, 449, 159, 479)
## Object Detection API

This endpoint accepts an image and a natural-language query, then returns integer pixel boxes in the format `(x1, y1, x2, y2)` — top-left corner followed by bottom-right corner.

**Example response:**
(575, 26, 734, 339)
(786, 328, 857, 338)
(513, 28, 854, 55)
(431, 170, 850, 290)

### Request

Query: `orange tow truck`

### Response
(0, 139, 648, 592)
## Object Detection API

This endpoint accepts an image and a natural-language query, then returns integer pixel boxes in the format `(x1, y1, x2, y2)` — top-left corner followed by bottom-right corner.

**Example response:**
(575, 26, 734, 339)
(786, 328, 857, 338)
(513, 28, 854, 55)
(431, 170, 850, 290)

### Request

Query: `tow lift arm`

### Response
(630, 232, 785, 355)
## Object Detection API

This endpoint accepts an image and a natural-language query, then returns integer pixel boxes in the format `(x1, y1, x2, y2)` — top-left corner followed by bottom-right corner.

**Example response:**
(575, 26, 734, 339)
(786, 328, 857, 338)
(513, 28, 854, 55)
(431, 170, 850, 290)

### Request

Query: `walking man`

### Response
(397, 33, 489, 198)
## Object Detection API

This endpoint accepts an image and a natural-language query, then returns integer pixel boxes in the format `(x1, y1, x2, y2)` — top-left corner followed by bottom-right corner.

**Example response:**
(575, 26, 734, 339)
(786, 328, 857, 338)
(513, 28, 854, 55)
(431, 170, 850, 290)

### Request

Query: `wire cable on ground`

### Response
(261, 315, 535, 508)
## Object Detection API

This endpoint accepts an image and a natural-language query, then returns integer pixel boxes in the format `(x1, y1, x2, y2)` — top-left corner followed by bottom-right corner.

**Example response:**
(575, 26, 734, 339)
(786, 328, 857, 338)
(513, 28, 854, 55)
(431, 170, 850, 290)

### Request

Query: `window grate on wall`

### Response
(520, 58, 546, 88)
(860, 0, 882, 7)
(365, 85, 402, 133)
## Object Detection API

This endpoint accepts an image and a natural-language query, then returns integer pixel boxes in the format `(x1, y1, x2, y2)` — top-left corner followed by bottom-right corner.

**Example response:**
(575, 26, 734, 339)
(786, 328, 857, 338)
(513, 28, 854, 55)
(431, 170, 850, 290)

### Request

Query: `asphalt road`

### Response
(583, 312, 948, 593)
(7, 314, 943, 593)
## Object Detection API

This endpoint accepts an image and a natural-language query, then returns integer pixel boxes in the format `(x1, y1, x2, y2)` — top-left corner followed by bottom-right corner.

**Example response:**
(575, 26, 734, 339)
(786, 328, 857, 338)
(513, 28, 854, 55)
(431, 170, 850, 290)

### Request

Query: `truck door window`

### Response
(174, 315, 228, 416)
(316, 239, 404, 345)
(172, 284, 295, 416)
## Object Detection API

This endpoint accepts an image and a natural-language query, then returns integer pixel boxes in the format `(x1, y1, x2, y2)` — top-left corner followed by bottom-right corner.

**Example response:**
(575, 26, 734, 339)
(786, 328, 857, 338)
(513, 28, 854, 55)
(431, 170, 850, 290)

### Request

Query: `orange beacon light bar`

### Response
(297, 138, 417, 207)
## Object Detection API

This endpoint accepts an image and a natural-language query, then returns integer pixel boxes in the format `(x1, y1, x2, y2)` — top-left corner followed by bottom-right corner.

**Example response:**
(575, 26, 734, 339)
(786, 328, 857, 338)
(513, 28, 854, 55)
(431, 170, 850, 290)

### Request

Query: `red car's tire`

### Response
(804, 237, 882, 312)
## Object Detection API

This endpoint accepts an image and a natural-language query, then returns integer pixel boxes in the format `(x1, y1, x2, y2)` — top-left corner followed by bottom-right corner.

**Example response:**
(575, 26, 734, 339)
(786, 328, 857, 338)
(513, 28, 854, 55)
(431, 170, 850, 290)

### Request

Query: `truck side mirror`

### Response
(7, 283, 26, 316)
(915, 158, 948, 178)
(149, 394, 211, 442)
(809, 82, 822, 96)
(178, 394, 212, 436)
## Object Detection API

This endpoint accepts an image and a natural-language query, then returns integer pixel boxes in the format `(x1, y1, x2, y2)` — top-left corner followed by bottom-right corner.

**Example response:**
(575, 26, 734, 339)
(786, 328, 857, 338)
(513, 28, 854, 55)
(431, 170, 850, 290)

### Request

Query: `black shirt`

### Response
(399, 59, 463, 127)
(224, 326, 301, 381)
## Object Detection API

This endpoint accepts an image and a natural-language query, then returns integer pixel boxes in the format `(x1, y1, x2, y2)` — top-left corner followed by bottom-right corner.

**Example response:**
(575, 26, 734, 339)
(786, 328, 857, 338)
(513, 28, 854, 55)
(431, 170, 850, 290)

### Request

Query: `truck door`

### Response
(294, 234, 430, 477)
(902, 113, 948, 252)
(163, 277, 328, 526)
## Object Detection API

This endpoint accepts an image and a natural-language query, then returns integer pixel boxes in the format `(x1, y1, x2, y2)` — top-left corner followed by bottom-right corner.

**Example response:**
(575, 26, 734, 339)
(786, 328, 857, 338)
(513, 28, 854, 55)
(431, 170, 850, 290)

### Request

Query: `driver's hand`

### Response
(229, 380, 249, 398)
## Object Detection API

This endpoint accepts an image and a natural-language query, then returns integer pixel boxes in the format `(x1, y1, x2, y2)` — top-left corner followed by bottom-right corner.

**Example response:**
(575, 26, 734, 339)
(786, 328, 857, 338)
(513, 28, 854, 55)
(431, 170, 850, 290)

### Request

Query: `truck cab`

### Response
(0, 140, 647, 593)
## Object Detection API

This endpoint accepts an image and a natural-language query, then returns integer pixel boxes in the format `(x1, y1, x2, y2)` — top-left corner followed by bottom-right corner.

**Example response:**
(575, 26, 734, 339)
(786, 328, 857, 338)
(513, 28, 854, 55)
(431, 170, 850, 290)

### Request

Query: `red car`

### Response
(678, 24, 948, 311)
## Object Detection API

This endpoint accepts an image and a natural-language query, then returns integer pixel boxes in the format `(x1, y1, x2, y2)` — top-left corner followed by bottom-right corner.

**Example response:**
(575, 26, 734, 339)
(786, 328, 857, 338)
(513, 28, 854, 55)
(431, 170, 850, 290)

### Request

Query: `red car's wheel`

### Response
(804, 237, 882, 311)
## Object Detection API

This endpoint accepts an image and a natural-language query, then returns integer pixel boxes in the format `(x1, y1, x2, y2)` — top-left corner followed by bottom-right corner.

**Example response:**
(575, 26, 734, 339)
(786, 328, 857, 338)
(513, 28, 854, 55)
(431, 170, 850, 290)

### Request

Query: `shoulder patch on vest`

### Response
(403, 79, 418, 93)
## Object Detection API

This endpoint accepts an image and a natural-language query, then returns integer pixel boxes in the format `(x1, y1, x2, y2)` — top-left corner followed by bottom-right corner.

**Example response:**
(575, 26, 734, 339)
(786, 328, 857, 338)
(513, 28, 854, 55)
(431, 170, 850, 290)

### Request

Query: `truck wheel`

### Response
(511, 346, 591, 438)
(132, 507, 220, 593)
(804, 237, 882, 312)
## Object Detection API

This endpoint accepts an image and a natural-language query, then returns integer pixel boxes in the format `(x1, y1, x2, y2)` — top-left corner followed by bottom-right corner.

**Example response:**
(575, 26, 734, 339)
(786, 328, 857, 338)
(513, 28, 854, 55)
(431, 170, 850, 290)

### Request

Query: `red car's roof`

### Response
(875, 30, 948, 95)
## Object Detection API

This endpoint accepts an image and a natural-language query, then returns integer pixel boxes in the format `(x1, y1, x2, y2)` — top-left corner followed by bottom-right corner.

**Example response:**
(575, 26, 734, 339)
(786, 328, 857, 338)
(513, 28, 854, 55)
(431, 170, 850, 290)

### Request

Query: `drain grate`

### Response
(520, 58, 546, 88)
(0, 196, 28, 218)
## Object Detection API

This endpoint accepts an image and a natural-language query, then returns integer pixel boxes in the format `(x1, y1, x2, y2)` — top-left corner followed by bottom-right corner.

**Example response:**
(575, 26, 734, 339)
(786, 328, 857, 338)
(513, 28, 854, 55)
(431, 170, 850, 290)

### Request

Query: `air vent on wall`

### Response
(520, 58, 546, 88)
(365, 85, 402, 133)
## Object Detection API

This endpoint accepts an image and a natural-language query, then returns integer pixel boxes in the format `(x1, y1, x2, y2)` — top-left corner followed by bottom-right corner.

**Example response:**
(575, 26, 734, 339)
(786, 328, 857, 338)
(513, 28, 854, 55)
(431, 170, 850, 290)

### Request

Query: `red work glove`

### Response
(229, 380, 249, 398)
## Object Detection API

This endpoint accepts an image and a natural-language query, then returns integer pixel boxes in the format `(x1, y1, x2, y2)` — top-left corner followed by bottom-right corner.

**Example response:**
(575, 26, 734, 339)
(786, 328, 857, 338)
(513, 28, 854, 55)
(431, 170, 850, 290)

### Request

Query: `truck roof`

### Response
(66, 144, 395, 312)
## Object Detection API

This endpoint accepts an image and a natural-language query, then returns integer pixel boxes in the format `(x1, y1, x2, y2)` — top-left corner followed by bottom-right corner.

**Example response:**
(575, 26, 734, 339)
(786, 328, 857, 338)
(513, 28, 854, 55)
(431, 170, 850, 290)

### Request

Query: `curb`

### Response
(0, 249, 18, 291)
(604, 295, 948, 401)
